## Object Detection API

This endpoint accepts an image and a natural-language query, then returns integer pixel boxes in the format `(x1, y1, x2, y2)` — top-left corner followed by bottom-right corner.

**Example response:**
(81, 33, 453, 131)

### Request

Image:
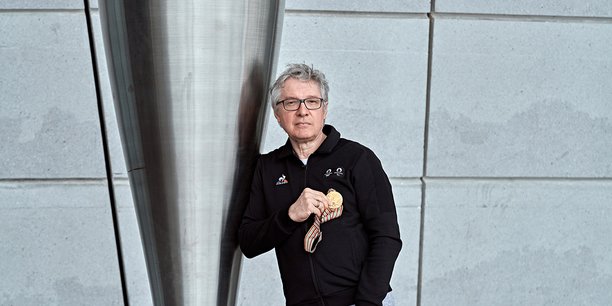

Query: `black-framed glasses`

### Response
(276, 98, 325, 111)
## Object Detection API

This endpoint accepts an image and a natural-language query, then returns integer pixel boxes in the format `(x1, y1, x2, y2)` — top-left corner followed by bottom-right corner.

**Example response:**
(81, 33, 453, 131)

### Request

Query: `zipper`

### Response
(308, 251, 325, 305)
(303, 161, 326, 305)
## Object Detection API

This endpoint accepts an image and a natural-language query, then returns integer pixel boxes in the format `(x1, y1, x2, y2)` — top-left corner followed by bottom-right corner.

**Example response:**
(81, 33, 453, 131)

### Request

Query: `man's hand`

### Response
(288, 188, 330, 222)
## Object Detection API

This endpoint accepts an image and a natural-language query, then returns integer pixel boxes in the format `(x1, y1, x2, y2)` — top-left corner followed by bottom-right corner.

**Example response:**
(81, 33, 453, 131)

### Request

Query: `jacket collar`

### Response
(277, 124, 340, 159)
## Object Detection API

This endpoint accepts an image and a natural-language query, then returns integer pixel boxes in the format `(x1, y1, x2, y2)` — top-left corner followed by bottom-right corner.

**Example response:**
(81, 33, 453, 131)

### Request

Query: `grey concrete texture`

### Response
(238, 179, 422, 305)
(237, 251, 284, 305)
(428, 17, 612, 177)
(113, 182, 154, 306)
(89, 11, 129, 178)
(263, 13, 429, 178)
(0, 7, 149, 306)
(421, 179, 612, 305)
(0, 1, 83, 10)
(0, 182, 123, 305)
(0, 11, 106, 178)
(286, 0, 430, 13)
(435, 0, 612, 18)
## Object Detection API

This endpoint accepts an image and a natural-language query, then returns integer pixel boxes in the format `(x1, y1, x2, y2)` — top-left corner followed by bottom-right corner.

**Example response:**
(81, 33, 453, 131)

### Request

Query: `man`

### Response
(239, 63, 402, 306)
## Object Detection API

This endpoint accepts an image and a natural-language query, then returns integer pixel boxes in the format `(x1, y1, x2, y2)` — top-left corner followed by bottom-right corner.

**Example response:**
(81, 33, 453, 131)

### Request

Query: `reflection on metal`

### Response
(99, 1, 284, 305)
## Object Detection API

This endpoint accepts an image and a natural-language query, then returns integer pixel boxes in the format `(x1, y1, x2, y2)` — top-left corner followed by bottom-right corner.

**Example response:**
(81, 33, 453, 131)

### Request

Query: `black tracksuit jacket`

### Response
(239, 125, 402, 306)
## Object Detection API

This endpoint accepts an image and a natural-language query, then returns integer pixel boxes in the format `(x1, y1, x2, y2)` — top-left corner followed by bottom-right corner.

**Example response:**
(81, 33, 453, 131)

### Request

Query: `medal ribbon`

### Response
(304, 206, 343, 253)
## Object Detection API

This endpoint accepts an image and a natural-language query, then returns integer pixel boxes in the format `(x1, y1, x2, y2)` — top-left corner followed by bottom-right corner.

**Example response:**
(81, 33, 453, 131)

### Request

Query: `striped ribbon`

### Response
(304, 206, 343, 253)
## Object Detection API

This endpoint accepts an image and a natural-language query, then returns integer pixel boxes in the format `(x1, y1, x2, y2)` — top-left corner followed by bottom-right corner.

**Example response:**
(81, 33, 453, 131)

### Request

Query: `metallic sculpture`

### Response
(99, 1, 284, 305)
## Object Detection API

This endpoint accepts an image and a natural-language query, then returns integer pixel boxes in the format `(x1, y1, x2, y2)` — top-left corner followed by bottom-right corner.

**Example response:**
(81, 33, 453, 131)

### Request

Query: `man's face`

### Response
(274, 78, 327, 144)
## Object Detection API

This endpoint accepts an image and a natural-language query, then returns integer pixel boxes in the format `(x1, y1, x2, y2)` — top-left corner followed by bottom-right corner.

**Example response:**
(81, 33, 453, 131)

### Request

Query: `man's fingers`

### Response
(300, 188, 331, 215)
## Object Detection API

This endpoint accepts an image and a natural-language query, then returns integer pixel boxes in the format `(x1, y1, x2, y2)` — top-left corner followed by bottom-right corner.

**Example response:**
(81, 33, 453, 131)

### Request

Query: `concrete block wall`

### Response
(0, 1, 121, 305)
(2, 0, 611, 305)
(0, 1, 150, 305)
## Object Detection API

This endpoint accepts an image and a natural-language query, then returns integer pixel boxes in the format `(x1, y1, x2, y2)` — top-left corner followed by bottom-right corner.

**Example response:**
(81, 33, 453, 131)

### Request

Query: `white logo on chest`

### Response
(324, 167, 344, 177)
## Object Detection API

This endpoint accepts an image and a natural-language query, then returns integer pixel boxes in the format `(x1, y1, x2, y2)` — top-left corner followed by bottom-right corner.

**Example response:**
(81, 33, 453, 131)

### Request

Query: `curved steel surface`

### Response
(100, 1, 284, 305)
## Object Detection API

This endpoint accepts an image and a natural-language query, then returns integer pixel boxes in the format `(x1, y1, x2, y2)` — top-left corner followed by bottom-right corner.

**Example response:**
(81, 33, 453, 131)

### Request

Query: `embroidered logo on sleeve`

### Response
(275, 174, 288, 185)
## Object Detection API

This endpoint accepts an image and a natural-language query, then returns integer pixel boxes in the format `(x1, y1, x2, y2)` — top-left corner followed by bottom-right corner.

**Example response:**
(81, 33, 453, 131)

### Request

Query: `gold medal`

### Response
(326, 188, 343, 210)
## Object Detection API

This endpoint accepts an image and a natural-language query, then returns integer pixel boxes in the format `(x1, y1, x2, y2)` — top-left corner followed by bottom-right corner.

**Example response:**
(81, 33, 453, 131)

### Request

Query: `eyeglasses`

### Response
(276, 98, 325, 111)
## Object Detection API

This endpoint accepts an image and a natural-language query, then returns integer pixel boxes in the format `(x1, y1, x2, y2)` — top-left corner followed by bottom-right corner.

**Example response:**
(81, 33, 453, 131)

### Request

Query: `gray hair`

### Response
(269, 63, 330, 109)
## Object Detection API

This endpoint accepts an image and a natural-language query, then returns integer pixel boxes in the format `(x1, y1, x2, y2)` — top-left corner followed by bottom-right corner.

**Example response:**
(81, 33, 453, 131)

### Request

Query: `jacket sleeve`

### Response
(239, 158, 300, 258)
(352, 149, 403, 306)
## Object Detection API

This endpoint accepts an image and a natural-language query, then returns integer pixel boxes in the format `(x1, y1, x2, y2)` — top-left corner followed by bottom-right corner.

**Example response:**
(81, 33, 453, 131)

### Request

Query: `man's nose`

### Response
(295, 101, 309, 115)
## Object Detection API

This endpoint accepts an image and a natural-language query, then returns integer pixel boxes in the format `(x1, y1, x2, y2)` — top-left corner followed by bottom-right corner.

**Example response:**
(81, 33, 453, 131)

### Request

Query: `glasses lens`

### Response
(283, 99, 299, 110)
(304, 98, 322, 109)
